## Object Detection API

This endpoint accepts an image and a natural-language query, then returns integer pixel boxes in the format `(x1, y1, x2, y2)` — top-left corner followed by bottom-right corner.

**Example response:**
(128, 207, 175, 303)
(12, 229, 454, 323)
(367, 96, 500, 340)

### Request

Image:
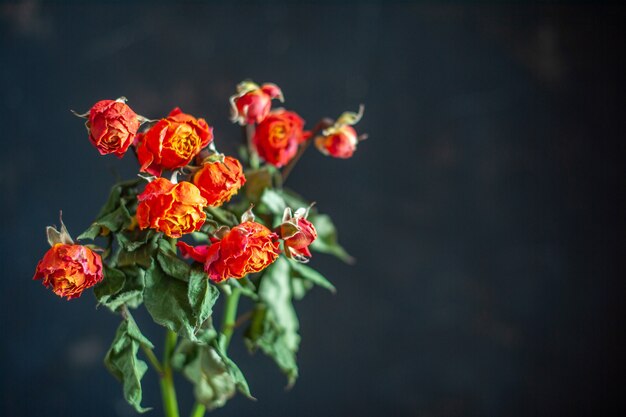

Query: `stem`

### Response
(243, 125, 259, 169)
(220, 286, 242, 351)
(161, 330, 180, 417)
(190, 403, 206, 417)
(141, 344, 164, 376)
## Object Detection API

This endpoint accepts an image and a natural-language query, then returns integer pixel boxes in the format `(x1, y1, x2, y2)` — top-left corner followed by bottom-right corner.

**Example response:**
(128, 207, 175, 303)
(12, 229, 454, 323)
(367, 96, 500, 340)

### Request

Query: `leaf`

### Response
(206, 207, 239, 227)
(115, 233, 159, 269)
(94, 266, 126, 305)
(213, 342, 254, 400)
(188, 268, 219, 332)
(260, 188, 286, 216)
(104, 314, 152, 413)
(157, 251, 191, 282)
(308, 214, 354, 263)
(246, 257, 300, 386)
(243, 167, 273, 201)
(78, 179, 140, 241)
(143, 262, 205, 343)
(99, 266, 146, 311)
(288, 260, 336, 293)
(178, 342, 237, 411)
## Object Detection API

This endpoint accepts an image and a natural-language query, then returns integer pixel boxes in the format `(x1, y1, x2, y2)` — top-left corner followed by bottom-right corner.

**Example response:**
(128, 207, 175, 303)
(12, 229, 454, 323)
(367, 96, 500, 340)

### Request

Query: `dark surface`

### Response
(1, 3, 624, 417)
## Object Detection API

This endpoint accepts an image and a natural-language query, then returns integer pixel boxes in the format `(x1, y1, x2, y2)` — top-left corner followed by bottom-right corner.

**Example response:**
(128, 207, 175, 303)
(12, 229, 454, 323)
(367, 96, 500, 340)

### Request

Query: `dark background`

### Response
(1, 2, 625, 416)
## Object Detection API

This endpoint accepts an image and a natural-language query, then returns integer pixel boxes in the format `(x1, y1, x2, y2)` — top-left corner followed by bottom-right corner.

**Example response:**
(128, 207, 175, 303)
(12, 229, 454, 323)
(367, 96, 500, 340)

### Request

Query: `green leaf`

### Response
(178, 342, 237, 411)
(206, 207, 239, 227)
(115, 233, 159, 269)
(104, 314, 152, 413)
(143, 263, 205, 343)
(288, 260, 336, 293)
(308, 214, 354, 263)
(260, 188, 286, 216)
(213, 342, 254, 400)
(188, 268, 219, 331)
(246, 257, 300, 386)
(94, 266, 126, 305)
(78, 179, 141, 240)
(243, 167, 273, 201)
(157, 250, 191, 282)
(99, 266, 146, 311)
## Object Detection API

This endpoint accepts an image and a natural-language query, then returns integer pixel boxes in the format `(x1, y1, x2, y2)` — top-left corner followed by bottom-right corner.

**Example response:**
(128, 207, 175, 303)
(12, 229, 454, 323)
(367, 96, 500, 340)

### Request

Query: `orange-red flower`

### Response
(192, 156, 246, 207)
(314, 125, 359, 159)
(136, 178, 207, 238)
(136, 108, 213, 176)
(33, 244, 103, 300)
(203, 221, 280, 282)
(87, 99, 139, 157)
(230, 81, 283, 125)
(253, 110, 308, 167)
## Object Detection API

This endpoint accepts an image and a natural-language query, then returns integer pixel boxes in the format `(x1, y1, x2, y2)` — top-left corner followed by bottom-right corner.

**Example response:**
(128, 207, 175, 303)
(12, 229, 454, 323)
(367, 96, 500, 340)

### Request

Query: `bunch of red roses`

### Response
(32, 80, 365, 416)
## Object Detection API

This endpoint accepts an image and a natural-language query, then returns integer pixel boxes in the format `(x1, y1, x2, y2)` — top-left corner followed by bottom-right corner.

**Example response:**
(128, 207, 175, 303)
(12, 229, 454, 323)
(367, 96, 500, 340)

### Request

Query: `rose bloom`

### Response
(314, 125, 359, 159)
(136, 178, 207, 238)
(136, 108, 213, 176)
(179, 222, 280, 283)
(230, 82, 283, 125)
(282, 217, 317, 258)
(33, 243, 103, 300)
(88, 99, 140, 157)
(253, 110, 308, 167)
(192, 156, 246, 207)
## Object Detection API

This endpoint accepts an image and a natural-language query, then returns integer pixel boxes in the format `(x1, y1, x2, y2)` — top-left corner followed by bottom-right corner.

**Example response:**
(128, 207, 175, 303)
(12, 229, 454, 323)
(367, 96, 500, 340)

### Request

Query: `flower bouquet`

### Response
(32, 80, 366, 416)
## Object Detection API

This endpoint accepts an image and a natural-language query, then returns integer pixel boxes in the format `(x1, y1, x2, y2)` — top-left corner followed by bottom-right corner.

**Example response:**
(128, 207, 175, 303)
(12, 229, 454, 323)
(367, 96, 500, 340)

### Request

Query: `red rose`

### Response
(136, 178, 207, 238)
(278, 207, 317, 261)
(314, 125, 359, 159)
(230, 81, 283, 125)
(282, 218, 317, 258)
(33, 244, 103, 300)
(192, 156, 246, 207)
(87, 99, 139, 157)
(136, 108, 213, 176)
(180, 222, 280, 283)
(253, 110, 309, 167)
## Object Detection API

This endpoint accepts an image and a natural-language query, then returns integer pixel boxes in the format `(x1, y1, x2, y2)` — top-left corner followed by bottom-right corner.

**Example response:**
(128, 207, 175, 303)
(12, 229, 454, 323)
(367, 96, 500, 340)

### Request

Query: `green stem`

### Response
(243, 125, 259, 169)
(190, 403, 206, 417)
(161, 330, 180, 417)
(220, 286, 241, 352)
(140, 344, 164, 376)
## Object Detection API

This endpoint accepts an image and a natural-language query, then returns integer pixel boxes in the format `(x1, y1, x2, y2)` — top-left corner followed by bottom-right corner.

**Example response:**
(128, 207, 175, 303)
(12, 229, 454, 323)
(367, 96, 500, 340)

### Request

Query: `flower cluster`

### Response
(32, 79, 366, 415)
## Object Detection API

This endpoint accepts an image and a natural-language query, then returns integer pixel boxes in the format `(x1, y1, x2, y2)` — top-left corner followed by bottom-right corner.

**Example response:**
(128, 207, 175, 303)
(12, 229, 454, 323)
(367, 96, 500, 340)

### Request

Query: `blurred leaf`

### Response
(213, 342, 254, 399)
(178, 342, 237, 411)
(104, 313, 152, 413)
(260, 188, 286, 216)
(308, 214, 354, 263)
(206, 207, 239, 227)
(244, 167, 273, 201)
(288, 260, 336, 293)
(246, 257, 300, 386)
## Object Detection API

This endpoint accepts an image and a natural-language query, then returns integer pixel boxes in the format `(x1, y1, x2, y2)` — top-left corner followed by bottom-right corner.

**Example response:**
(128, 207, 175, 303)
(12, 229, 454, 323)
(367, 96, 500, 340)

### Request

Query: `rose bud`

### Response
(136, 107, 213, 176)
(203, 221, 280, 283)
(87, 99, 140, 157)
(253, 110, 309, 167)
(315, 105, 365, 159)
(230, 80, 284, 125)
(136, 178, 207, 238)
(33, 244, 103, 300)
(279, 207, 317, 262)
(192, 156, 246, 207)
